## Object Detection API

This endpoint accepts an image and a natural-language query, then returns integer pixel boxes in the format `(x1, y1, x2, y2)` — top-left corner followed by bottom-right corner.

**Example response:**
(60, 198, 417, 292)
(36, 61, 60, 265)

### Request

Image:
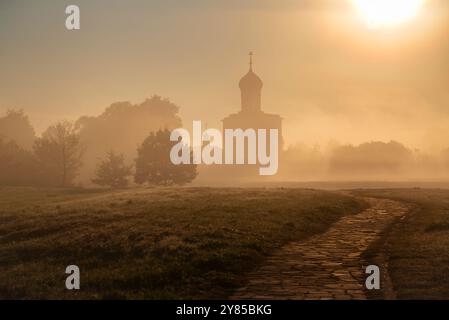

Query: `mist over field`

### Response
(2, 104, 449, 186)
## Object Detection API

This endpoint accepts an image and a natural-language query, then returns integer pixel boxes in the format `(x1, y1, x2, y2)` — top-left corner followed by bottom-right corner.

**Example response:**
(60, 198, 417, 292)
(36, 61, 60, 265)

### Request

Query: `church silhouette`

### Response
(222, 53, 284, 159)
(197, 53, 283, 182)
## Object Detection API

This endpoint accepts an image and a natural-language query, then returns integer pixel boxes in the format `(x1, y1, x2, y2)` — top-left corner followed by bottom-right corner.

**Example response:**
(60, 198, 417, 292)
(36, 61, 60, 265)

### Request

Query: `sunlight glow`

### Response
(353, 0, 424, 29)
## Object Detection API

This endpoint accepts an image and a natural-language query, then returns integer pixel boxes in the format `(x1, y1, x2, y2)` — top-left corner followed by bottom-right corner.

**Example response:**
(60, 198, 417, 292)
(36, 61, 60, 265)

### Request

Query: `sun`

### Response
(353, 0, 424, 29)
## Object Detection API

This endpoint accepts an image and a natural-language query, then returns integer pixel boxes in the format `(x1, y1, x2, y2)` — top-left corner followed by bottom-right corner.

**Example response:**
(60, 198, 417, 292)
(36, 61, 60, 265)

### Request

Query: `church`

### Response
(222, 53, 283, 159)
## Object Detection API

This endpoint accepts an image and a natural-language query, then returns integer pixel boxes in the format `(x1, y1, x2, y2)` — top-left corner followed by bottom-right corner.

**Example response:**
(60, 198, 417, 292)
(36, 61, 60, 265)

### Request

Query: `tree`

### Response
(0, 109, 36, 150)
(34, 121, 83, 187)
(0, 137, 39, 186)
(134, 129, 197, 186)
(75, 96, 183, 184)
(92, 151, 132, 188)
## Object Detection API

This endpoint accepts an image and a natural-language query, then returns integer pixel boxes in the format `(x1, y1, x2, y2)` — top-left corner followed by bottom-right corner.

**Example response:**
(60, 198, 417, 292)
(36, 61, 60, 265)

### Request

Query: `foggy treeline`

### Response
(75, 96, 182, 183)
(2, 97, 449, 188)
(0, 96, 191, 187)
(279, 140, 449, 181)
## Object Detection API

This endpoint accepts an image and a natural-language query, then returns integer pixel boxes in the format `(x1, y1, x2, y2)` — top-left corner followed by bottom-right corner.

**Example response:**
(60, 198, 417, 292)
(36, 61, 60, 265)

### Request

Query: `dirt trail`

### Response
(232, 197, 410, 300)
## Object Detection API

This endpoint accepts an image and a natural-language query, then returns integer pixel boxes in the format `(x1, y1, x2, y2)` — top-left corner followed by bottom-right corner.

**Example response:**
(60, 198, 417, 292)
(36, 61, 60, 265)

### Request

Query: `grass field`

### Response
(0, 187, 366, 299)
(354, 189, 449, 299)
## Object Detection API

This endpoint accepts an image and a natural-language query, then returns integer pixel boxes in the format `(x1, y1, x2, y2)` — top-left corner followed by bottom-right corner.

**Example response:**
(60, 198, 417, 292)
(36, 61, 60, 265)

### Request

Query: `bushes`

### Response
(134, 129, 197, 186)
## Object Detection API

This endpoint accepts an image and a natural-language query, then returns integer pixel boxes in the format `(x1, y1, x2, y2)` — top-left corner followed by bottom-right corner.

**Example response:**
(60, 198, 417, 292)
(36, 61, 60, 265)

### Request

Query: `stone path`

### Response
(231, 196, 410, 300)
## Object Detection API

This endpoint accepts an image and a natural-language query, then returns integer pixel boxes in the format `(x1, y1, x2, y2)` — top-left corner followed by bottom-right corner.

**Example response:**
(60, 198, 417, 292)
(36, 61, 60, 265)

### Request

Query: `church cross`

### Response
(249, 51, 254, 71)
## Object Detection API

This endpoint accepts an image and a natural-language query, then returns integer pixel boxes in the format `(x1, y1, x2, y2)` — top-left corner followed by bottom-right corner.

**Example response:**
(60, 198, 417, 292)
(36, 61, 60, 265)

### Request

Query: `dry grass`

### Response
(0, 187, 366, 299)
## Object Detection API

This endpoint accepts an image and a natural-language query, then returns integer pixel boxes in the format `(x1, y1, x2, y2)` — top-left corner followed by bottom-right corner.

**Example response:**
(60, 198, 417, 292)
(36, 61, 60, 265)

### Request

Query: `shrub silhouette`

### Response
(134, 129, 197, 186)
(92, 151, 132, 188)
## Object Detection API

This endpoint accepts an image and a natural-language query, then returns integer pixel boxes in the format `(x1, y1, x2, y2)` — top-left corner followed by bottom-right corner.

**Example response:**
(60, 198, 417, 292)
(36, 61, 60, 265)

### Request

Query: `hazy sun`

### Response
(353, 0, 424, 29)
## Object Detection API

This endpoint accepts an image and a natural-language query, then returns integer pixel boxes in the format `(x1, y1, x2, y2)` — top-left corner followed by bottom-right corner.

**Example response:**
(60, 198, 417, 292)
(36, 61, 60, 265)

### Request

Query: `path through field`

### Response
(232, 196, 410, 300)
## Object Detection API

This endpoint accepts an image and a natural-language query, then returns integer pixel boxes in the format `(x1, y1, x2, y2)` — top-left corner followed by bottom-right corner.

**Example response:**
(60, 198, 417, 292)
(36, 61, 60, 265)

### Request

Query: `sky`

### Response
(1, 0, 449, 152)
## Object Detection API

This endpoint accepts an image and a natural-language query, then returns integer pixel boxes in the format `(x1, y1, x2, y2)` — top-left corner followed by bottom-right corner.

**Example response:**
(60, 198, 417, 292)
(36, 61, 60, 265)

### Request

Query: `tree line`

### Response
(0, 99, 197, 188)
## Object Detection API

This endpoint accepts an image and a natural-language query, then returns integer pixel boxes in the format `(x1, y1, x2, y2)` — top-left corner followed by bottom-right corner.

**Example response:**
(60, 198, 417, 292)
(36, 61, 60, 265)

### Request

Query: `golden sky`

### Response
(1, 0, 449, 152)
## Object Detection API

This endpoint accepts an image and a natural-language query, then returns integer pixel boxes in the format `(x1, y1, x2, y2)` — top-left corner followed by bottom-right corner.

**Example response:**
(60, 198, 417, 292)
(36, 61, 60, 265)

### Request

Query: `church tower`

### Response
(222, 53, 284, 171)
(239, 52, 263, 113)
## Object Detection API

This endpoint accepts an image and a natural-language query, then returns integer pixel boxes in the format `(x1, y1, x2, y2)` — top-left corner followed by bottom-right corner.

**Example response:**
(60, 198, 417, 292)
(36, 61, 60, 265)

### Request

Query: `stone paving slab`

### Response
(231, 197, 410, 300)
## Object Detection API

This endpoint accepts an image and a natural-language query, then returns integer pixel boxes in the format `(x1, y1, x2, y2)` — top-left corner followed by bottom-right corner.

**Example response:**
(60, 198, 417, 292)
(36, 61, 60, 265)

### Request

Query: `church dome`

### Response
(239, 70, 263, 90)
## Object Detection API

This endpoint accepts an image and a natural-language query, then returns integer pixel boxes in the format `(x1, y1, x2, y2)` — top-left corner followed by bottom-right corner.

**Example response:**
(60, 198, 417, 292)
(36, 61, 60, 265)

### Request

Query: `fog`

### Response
(1, 0, 449, 185)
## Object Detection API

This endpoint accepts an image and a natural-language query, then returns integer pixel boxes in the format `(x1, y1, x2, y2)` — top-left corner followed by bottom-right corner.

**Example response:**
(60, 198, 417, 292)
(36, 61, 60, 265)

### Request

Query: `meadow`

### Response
(0, 187, 366, 299)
